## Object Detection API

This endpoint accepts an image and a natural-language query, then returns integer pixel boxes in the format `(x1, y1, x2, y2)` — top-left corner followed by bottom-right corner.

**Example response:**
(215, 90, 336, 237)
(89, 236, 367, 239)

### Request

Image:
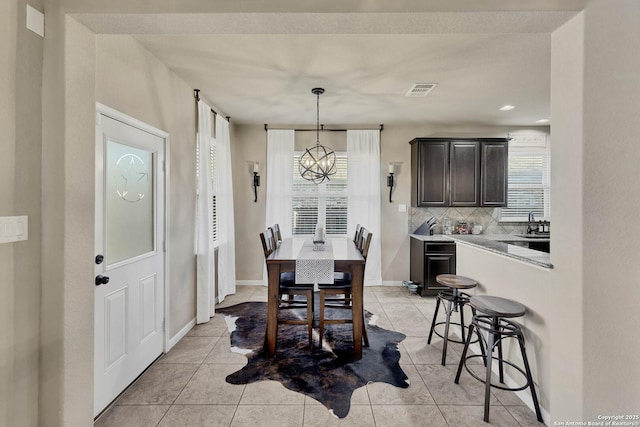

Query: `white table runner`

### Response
(295, 239, 334, 284)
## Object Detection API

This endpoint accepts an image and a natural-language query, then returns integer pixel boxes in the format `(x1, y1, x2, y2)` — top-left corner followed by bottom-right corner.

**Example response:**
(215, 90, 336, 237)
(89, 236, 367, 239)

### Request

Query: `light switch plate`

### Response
(0, 216, 28, 244)
(398, 204, 407, 213)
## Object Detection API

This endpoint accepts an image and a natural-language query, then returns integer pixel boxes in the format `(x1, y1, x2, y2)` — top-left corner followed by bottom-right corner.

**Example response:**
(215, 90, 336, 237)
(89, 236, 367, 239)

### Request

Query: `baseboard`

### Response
(235, 280, 265, 286)
(235, 280, 403, 287)
(380, 281, 404, 286)
(168, 318, 196, 351)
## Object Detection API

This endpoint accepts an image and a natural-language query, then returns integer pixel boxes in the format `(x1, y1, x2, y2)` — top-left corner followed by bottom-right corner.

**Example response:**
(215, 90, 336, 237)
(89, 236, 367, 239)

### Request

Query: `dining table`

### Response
(265, 236, 366, 359)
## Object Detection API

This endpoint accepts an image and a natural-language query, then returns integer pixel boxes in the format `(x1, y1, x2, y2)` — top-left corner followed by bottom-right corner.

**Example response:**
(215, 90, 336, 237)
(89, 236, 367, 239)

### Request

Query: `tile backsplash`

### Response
(409, 207, 528, 235)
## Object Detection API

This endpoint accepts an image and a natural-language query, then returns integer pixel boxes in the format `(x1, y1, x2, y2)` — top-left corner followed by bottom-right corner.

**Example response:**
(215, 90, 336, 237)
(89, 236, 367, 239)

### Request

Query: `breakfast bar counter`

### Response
(409, 234, 553, 269)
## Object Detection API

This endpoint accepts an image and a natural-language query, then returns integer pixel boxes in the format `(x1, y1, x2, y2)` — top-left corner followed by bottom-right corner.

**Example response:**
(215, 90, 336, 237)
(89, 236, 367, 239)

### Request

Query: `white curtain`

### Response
(263, 129, 294, 284)
(216, 114, 236, 302)
(347, 130, 382, 286)
(196, 100, 215, 323)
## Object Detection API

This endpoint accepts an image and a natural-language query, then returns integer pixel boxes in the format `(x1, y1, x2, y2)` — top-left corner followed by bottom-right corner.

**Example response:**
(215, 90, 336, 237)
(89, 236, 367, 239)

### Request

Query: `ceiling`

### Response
(74, 1, 588, 126)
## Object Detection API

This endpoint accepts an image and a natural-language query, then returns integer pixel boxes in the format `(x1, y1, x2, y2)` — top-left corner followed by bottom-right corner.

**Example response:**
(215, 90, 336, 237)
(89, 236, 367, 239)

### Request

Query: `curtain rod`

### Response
(264, 124, 384, 132)
(194, 89, 230, 122)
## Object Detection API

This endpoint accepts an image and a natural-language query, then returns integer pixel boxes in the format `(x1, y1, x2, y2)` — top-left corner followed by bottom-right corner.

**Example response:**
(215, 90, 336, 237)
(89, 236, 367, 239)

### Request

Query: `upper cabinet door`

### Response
(450, 141, 480, 206)
(410, 137, 508, 208)
(481, 141, 508, 206)
(412, 139, 449, 206)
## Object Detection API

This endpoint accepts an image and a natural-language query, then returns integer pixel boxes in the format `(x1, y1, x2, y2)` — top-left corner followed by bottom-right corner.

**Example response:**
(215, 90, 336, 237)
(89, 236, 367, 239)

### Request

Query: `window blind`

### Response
(195, 136, 218, 243)
(292, 152, 348, 235)
(500, 148, 551, 221)
(210, 142, 217, 243)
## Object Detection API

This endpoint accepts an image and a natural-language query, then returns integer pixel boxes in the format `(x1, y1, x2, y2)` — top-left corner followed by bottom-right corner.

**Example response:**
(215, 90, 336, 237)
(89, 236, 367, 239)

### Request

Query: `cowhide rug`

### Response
(217, 301, 409, 418)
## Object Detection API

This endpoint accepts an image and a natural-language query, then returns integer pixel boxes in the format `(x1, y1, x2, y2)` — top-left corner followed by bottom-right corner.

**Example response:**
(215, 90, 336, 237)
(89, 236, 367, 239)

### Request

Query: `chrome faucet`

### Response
(527, 211, 535, 234)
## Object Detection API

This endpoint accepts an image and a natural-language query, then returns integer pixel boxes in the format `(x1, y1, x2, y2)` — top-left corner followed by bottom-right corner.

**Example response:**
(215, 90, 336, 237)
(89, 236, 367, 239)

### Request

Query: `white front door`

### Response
(94, 106, 166, 416)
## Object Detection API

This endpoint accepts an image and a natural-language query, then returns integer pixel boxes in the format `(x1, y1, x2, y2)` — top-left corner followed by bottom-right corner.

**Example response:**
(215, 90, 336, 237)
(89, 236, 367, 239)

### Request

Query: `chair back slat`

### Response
(273, 223, 282, 244)
(260, 228, 277, 258)
(354, 224, 361, 243)
(360, 229, 372, 260)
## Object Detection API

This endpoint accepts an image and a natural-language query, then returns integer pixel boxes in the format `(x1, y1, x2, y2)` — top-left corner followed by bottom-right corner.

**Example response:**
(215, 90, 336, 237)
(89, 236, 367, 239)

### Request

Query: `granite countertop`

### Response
(409, 233, 553, 269)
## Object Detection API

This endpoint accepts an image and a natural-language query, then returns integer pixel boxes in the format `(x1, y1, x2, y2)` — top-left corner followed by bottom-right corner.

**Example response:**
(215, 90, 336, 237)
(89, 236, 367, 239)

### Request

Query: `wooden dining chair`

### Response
(318, 228, 372, 348)
(354, 224, 365, 251)
(272, 223, 282, 246)
(333, 224, 363, 286)
(260, 228, 315, 349)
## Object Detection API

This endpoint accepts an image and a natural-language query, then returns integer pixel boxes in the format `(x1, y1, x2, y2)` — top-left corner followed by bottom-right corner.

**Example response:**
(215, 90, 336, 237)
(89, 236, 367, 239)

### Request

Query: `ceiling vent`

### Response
(405, 83, 437, 97)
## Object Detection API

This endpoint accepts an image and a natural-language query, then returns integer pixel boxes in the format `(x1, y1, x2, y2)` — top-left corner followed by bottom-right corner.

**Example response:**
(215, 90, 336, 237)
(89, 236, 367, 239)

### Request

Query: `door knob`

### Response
(95, 275, 110, 286)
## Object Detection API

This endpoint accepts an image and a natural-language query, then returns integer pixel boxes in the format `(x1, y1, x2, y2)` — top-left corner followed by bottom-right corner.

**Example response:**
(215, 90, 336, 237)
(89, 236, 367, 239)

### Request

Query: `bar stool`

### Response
(454, 295, 543, 423)
(427, 274, 479, 366)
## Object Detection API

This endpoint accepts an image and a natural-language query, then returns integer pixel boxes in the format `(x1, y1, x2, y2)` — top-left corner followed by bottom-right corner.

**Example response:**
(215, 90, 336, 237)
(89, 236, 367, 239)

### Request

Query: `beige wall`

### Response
(549, 11, 585, 420)
(231, 124, 268, 281)
(232, 123, 550, 284)
(0, 1, 18, 425)
(1, 1, 43, 426)
(95, 34, 198, 337)
(39, 14, 201, 426)
(581, 0, 640, 417)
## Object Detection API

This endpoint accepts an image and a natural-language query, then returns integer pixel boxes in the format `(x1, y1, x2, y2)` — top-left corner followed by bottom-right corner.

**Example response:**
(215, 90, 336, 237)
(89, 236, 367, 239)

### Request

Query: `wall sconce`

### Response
(387, 163, 395, 203)
(252, 162, 260, 203)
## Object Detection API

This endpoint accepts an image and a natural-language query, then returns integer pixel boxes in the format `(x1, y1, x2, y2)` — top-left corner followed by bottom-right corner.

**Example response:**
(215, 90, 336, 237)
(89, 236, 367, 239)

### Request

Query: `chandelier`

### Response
(299, 88, 337, 184)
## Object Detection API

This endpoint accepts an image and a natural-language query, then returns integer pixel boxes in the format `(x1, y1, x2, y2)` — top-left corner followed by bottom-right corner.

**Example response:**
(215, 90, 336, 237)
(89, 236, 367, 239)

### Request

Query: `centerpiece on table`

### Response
(313, 223, 325, 250)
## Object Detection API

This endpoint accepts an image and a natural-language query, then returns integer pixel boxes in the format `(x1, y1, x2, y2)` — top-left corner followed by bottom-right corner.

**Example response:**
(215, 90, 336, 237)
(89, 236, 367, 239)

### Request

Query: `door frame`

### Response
(95, 102, 171, 356)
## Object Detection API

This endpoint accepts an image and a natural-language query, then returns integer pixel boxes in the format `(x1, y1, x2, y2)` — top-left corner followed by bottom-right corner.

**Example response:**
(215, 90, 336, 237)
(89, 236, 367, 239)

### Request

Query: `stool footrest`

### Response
(461, 354, 532, 392)
(431, 321, 480, 345)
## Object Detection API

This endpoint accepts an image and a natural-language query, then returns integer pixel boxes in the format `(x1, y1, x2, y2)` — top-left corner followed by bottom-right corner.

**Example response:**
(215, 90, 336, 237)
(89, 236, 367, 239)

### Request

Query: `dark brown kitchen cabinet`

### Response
(481, 141, 508, 206)
(412, 140, 449, 206)
(410, 238, 456, 297)
(450, 141, 480, 206)
(410, 137, 508, 207)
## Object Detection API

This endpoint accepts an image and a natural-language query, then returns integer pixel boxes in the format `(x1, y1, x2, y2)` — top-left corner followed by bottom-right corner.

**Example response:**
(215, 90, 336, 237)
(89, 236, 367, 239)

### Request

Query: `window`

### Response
(500, 145, 551, 221)
(210, 141, 217, 243)
(195, 113, 218, 245)
(292, 152, 348, 235)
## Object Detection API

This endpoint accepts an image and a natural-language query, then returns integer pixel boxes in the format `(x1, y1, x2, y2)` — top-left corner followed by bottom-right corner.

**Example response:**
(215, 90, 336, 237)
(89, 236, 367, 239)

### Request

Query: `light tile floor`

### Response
(95, 286, 543, 427)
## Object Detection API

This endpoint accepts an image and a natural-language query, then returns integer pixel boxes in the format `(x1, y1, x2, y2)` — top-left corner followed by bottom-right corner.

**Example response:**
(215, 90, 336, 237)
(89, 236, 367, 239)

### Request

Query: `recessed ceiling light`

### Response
(499, 105, 515, 111)
(536, 118, 550, 123)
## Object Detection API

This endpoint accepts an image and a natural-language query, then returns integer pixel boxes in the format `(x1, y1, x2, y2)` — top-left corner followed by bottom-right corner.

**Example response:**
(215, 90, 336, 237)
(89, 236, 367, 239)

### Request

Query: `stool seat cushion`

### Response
(470, 295, 526, 318)
(435, 274, 478, 289)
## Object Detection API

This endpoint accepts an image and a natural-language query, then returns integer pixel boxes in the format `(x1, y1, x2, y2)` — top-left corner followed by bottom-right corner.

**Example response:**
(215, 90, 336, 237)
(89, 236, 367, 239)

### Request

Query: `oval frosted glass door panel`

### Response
(106, 140, 155, 265)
